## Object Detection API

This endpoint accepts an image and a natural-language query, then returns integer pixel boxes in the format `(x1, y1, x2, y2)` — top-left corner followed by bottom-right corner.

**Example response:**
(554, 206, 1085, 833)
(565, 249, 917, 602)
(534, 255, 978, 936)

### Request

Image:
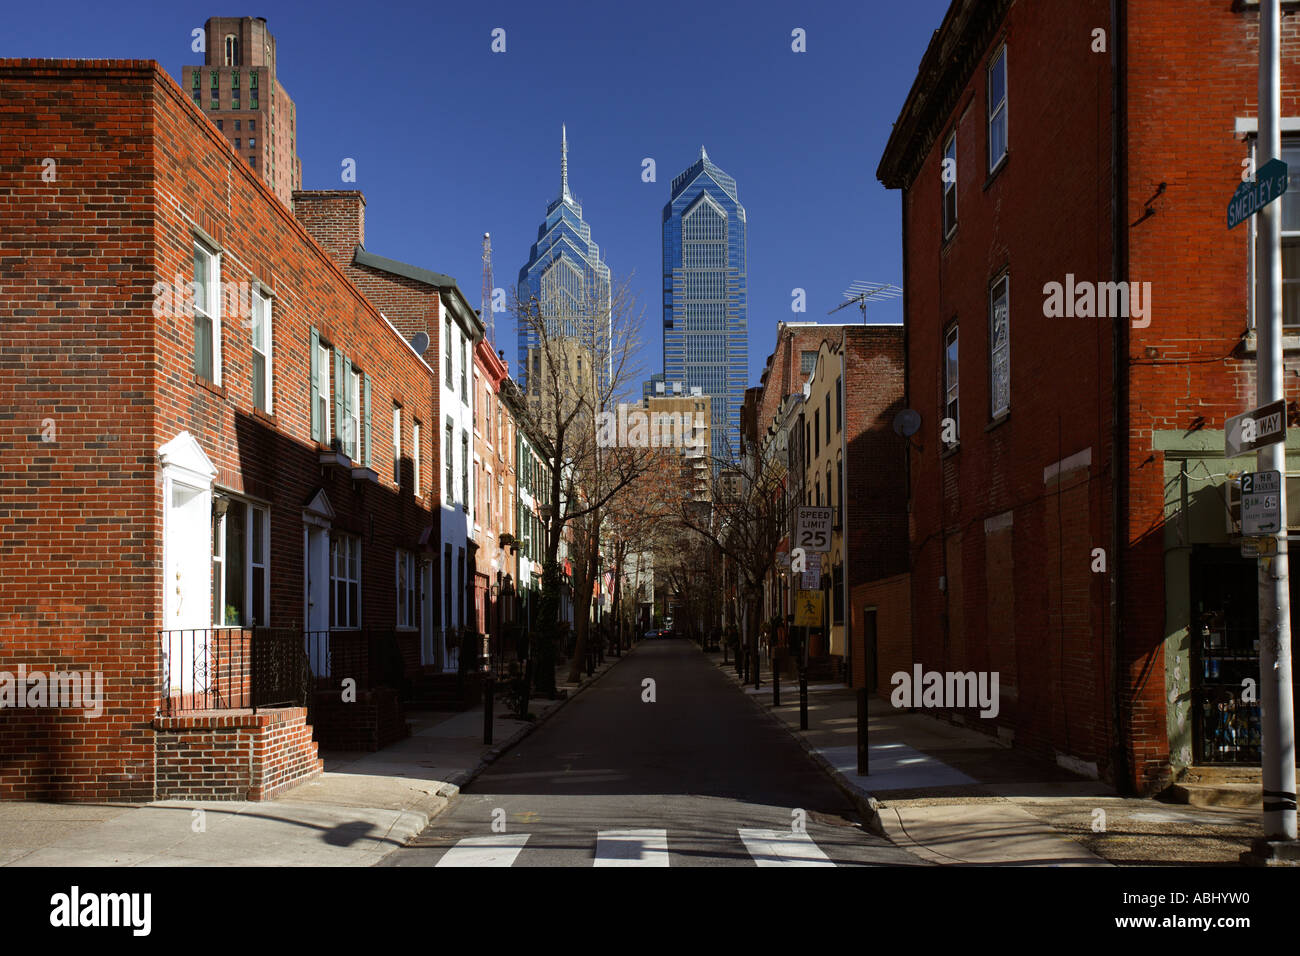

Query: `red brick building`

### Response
(0, 59, 443, 800)
(877, 0, 1300, 793)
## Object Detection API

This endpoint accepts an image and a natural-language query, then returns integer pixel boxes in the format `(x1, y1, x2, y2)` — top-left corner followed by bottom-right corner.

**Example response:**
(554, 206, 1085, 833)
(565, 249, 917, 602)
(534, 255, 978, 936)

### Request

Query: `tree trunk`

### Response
(567, 513, 601, 683)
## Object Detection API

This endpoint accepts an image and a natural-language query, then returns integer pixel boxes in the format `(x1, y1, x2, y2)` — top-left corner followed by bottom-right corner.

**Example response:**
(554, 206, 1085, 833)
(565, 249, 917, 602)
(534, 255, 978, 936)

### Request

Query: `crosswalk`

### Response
(431, 828, 841, 867)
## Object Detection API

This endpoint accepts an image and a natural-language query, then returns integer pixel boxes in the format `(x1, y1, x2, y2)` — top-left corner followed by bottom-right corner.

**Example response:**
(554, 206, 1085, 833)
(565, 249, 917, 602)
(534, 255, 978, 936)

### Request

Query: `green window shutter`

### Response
(309, 326, 320, 443)
(333, 348, 344, 450)
(363, 372, 372, 467)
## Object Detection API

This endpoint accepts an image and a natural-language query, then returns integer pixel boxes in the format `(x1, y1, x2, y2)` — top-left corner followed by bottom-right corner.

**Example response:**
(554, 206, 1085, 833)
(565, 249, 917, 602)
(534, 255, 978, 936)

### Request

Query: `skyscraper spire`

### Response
(561, 124, 570, 200)
(700, 144, 708, 161)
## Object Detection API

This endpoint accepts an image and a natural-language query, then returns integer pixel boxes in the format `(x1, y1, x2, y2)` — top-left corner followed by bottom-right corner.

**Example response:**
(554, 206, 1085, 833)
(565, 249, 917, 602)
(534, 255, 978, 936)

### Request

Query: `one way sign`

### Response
(1225, 399, 1287, 459)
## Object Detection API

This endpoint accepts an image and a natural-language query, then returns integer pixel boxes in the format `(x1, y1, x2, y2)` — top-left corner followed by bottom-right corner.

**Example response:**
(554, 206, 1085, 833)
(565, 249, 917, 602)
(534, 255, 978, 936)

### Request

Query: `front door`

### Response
(305, 524, 330, 677)
(421, 558, 438, 668)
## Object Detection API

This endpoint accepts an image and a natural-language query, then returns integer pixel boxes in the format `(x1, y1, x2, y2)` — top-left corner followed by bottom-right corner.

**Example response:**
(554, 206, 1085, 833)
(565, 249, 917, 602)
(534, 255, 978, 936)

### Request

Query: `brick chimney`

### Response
(292, 190, 365, 267)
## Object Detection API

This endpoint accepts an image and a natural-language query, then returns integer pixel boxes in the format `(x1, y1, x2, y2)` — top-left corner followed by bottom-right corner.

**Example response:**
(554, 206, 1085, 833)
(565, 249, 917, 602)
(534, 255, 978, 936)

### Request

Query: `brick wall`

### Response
(850, 573, 911, 696)
(0, 58, 442, 800)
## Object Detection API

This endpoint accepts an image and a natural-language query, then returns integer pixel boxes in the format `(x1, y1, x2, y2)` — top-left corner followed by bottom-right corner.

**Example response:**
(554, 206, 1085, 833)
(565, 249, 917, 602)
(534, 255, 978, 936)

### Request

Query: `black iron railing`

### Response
(160, 627, 405, 715)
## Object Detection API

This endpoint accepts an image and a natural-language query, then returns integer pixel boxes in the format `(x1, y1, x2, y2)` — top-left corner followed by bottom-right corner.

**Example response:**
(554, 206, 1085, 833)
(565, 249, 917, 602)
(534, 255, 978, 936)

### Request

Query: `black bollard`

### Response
(799, 664, 809, 731)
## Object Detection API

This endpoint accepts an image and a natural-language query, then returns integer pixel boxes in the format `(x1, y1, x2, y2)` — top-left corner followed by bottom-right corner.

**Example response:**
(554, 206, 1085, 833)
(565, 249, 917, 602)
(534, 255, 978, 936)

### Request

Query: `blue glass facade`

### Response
(517, 126, 611, 391)
(662, 147, 747, 463)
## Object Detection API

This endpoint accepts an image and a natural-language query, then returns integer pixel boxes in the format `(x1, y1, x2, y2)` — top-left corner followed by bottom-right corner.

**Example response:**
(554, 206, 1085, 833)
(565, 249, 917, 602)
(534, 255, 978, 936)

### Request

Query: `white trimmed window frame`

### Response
(988, 45, 1008, 173)
(193, 241, 222, 384)
(989, 275, 1011, 419)
(251, 287, 272, 413)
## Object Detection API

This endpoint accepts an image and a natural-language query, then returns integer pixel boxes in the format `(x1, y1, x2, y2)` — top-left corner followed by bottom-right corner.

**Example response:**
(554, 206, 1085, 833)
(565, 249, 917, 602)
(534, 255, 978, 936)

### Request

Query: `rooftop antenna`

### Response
(827, 280, 902, 322)
(482, 232, 494, 348)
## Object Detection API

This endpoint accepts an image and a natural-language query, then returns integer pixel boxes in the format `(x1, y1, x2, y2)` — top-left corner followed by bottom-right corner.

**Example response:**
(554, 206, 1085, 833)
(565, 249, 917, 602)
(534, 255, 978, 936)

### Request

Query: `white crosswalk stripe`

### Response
(435, 834, 531, 867)
(738, 828, 836, 866)
(593, 828, 671, 866)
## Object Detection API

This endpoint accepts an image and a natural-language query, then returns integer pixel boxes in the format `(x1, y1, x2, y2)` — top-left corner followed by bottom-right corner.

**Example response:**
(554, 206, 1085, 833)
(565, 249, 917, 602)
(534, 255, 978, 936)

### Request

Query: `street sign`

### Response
(1228, 158, 1290, 230)
(801, 553, 822, 591)
(1225, 399, 1288, 458)
(1242, 535, 1279, 558)
(794, 506, 833, 553)
(793, 590, 823, 627)
(1242, 470, 1283, 535)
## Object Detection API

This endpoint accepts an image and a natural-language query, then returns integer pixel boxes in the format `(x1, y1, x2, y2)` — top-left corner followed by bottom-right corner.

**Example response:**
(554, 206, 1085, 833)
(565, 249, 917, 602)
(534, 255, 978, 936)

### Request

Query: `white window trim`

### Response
(330, 533, 362, 630)
(252, 288, 272, 413)
(413, 420, 422, 498)
(347, 366, 362, 462)
(316, 341, 332, 446)
(988, 45, 1008, 173)
(212, 497, 269, 628)
(194, 241, 222, 384)
(396, 550, 417, 630)
(393, 404, 402, 487)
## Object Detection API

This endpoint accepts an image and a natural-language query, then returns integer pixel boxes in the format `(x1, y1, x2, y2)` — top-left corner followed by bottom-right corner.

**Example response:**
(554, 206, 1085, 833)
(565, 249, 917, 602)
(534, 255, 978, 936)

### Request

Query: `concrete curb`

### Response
(434, 649, 632, 801)
(714, 658, 889, 840)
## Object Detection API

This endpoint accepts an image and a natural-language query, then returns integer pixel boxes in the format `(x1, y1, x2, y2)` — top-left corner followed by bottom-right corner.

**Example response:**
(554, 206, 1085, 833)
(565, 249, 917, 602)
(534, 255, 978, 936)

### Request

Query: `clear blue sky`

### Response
(7, 0, 950, 387)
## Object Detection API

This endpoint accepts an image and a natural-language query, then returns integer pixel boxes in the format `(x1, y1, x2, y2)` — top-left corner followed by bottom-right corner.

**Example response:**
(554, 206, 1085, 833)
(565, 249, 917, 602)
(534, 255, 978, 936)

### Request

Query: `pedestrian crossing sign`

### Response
(794, 591, 823, 627)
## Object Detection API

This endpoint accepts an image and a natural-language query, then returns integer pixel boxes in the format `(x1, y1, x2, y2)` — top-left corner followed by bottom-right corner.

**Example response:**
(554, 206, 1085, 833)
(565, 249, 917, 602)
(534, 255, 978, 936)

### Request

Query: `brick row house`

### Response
(743, 325, 909, 683)
(0, 58, 528, 801)
(876, 0, 1300, 793)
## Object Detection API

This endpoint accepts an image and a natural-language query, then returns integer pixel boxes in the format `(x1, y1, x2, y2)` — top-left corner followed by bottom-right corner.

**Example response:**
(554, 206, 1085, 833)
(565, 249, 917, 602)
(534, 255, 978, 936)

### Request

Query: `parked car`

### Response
(643, 629, 660, 640)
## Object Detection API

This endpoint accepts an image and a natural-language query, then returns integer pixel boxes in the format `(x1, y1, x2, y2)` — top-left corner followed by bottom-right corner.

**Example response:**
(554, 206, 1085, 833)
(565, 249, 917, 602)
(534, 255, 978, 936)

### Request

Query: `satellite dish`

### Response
(411, 331, 430, 356)
(893, 409, 921, 438)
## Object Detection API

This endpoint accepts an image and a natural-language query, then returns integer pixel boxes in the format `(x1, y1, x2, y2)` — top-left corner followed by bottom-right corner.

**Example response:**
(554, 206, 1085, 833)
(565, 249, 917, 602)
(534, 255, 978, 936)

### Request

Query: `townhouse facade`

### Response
(877, 0, 1300, 792)
(0, 59, 450, 800)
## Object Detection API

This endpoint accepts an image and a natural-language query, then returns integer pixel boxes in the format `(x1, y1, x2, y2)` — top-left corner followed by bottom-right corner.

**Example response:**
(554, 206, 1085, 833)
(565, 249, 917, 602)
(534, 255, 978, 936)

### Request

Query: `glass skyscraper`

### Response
(517, 125, 611, 392)
(662, 146, 747, 463)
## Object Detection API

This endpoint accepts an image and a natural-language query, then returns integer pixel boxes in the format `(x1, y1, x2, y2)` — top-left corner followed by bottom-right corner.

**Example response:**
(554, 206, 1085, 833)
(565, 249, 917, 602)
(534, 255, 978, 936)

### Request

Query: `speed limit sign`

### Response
(794, 506, 833, 553)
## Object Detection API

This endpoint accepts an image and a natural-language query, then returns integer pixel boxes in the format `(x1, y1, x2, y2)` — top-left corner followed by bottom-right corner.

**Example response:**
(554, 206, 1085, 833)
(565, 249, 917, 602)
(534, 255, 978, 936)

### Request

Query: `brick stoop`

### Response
(153, 707, 323, 801)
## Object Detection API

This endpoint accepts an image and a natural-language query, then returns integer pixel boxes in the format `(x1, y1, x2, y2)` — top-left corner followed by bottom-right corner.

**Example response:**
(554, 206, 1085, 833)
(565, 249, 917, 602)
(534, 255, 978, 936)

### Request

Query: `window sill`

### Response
(984, 153, 1010, 192)
(1240, 329, 1300, 354)
(194, 374, 227, 399)
(252, 406, 278, 427)
(351, 465, 379, 484)
(319, 449, 351, 469)
(986, 412, 1011, 433)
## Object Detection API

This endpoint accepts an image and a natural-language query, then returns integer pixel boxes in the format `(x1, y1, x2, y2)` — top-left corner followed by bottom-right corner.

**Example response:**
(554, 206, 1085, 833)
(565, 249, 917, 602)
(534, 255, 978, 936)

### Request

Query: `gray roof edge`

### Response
(353, 245, 484, 341)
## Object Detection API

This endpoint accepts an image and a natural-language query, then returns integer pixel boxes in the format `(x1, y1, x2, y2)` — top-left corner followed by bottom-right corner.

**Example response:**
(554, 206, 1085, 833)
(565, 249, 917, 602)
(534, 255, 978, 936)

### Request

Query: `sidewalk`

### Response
(0, 652, 625, 867)
(712, 650, 1265, 866)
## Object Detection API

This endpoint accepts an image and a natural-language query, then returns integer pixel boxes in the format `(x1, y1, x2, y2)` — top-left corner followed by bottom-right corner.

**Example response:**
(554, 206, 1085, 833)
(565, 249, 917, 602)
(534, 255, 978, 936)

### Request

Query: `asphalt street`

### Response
(383, 638, 922, 867)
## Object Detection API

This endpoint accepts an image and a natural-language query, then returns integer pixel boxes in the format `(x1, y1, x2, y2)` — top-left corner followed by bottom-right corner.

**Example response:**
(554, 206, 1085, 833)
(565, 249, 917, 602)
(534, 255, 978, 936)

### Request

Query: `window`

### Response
(462, 432, 470, 506)
(231, 72, 239, 89)
(461, 340, 468, 403)
(313, 338, 331, 445)
(216, 119, 223, 131)
(990, 276, 1010, 418)
(397, 550, 416, 629)
(944, 323, 959, 440)
(235, 120, 241, 131)
(224, 35, 239, 67)
(814, 408, 820, 456)
(445, 421, 454, 503)
(211, 498, 269, 627)
(251, 288, 271, 412)
(800, 350, 817, 376)
(234, 138, 241, 149)
(827, 465, 832, 508)
(249, 119, 256, 131)
(445, 315, 453, 382)
(192, 70, 200, 89)
(413, 420, 421, 496)
(249, 137, 256, 148)
(192, 242, 220, 382)
(486, 467, 492, 526)
(249, 157, 255, 169)
(1280, 141, 1300, 326)
(330, 534, 361, 629)
(824, 393, 831, 443)
(988, 46, 1008, 172)
(943, 132, 958, 236)
(345, 366, 362, 461)
(835, 376, 843, 433)
(393, 405, 402, 486)
(250, 72, 258, 89)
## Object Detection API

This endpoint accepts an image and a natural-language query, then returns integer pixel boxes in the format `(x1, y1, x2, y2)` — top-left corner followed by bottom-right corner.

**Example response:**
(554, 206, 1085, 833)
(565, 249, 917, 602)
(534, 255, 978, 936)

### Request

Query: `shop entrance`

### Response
(1190, 546, 1261, 764)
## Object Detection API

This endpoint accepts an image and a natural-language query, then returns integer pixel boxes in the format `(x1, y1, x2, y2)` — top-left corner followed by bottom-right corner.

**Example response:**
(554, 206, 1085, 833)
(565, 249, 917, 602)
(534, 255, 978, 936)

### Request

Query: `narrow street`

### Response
(384, 640, 921, 867)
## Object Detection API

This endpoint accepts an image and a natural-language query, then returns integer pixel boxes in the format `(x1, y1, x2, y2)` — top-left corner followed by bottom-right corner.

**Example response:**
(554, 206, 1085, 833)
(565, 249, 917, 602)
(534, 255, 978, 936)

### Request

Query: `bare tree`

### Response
(511, 272, 650, 692)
